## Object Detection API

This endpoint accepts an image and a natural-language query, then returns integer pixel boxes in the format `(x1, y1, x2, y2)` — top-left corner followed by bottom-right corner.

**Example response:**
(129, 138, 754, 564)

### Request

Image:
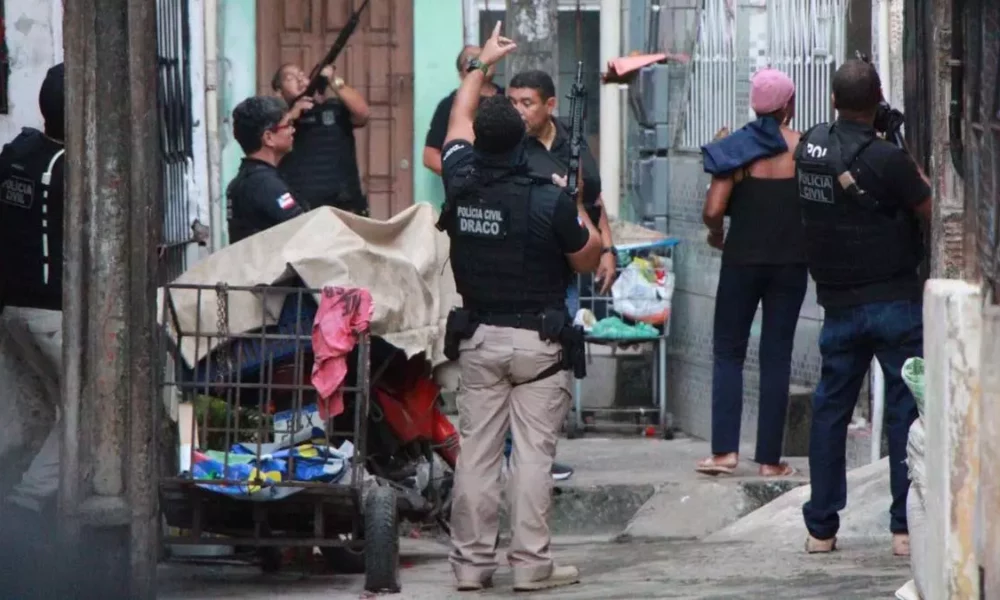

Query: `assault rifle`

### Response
(855, 51, 906, 148)
(294, 0, 371, 103)
(565, 61, 587, 200)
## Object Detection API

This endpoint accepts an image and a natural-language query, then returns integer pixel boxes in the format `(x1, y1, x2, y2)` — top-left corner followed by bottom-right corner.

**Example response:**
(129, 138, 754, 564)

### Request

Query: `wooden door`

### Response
(256, 0, 414, 219)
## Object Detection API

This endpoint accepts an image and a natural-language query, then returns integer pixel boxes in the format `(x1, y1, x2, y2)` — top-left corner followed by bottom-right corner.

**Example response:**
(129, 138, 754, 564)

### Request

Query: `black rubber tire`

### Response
(363, 486, 401, 594)
(662, 426, 675, 440)
(321, 542, 366, 574)
(258, 547, 283, 573)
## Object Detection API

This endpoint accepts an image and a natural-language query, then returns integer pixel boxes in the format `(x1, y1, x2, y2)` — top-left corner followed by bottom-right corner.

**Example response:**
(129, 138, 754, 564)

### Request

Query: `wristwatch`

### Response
(465, 58, 489, 75)
(601, 246, 618, 258)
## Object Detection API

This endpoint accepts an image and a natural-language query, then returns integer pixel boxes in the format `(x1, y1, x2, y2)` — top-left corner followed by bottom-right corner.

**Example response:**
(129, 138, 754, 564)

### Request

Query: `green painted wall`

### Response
(218, 0, 257, 246)
(412, 0, 464, 209)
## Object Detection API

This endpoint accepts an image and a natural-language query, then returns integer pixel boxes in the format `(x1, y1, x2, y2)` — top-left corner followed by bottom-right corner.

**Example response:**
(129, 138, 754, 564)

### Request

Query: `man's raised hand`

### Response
(479, 21, 517, 66)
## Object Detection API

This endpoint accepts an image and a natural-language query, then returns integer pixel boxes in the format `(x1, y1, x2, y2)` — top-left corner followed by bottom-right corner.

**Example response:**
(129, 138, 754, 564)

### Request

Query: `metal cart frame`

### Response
(566, 239, 679, 440)
(158, 282, 400, 593)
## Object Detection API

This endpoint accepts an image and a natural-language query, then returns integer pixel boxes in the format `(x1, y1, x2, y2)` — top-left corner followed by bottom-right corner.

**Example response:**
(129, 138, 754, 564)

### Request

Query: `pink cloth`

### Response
(310, 286, 374, 419)
(750, 68, 795, 114)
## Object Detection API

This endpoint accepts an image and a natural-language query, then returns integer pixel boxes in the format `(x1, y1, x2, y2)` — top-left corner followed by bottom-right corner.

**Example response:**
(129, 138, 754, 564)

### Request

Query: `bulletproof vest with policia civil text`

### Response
(794, 123, 920, 288)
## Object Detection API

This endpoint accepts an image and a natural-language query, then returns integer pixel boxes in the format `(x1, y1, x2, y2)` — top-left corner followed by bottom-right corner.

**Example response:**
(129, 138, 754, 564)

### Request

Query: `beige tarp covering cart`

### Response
(157, 204, 459, 370)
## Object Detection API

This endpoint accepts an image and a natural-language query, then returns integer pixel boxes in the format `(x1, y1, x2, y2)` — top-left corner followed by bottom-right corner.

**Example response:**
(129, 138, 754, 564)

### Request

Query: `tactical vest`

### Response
(0, 128, 65, 310)
(278, 102, 366, 214)
(794, 123, 921, 288)
(446, 170, 571, 315)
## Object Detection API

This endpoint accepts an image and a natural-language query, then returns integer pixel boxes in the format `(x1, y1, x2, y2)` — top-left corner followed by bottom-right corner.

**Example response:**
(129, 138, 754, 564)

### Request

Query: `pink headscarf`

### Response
(750, 68, 795, 114)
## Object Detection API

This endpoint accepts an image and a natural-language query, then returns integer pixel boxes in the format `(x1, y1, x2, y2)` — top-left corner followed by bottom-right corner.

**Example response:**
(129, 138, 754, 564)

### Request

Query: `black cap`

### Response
(39, 63, 65, 141)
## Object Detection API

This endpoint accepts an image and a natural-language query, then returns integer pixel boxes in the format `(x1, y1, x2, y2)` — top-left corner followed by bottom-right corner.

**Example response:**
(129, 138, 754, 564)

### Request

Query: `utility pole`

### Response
(62, 0, 161, 598)
(506, 0, 559, 76)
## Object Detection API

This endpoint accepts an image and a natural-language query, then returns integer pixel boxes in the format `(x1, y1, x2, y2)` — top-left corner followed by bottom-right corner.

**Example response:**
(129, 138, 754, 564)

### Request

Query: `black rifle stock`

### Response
(565, 61, 587, 199)
(294, 0, 371, 103)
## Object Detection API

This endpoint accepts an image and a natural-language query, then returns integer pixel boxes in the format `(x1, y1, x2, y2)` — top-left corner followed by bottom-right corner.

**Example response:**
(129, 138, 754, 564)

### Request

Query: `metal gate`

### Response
(156, 0, 201, 283)
(964, 0, 1000, 298)
(675, 0, 847, 151)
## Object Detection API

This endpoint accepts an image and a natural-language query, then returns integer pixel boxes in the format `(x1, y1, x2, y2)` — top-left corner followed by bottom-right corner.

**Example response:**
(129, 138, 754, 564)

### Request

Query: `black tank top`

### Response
(722, 175, 808, 266)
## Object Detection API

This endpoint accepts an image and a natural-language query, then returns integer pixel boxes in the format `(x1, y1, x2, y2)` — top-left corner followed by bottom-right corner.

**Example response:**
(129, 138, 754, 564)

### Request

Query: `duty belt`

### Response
(473, 312, 545, 331)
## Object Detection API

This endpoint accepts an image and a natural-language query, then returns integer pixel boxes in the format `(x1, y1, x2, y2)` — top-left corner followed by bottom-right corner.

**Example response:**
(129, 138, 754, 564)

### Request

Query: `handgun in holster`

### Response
(444, 308, 478, 361)
(539, 308, 587, 380)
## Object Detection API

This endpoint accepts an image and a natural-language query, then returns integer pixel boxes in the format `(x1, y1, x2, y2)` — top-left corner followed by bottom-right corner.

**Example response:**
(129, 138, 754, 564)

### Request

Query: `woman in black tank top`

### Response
(695, 72, 809, 478)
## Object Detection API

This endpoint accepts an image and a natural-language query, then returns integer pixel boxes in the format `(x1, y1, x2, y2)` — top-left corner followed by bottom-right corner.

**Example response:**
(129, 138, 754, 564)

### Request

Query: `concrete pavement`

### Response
(158, 534, 910, 599)
(157, 436, 909, 598)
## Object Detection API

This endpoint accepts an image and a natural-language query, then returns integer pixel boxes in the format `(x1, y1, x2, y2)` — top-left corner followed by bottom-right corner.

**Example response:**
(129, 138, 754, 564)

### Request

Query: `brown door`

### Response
(256, 0, 414, 219)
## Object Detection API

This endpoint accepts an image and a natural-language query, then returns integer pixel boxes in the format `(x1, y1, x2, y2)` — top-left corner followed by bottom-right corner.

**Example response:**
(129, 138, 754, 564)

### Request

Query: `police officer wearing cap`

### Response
(437, 22, 601, 593)
(0, 62, 67, 593)
(226, 95, 309, 243)
(794, 58, 930, 556)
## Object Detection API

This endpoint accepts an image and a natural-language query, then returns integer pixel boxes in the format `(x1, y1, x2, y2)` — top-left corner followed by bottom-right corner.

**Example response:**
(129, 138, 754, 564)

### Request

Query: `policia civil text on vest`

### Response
(793, 120, 922, 297)
(437, 154, 586, 382)
(0, 128, 66, 311)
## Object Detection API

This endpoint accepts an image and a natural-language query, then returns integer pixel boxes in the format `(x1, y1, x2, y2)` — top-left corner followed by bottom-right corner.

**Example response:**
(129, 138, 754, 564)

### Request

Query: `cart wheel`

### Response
(258, 547, 283, 574)
(321, 541, 366, 574)
(363, 486, 401, 594)
(662, 426, 675, 440)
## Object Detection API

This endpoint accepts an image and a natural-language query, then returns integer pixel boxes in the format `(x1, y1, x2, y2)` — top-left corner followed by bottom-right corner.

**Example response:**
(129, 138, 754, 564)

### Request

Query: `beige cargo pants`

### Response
(448, 324, 572, 584)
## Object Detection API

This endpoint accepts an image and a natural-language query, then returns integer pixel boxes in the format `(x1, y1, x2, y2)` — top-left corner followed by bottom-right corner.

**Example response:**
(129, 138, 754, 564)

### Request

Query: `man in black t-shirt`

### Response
(508, 70, 618, 304)
(422, 45, 504, 176)
(226, 96, 307, 243)
(795, 60, 931, 558)
(273, 63, 371, 216)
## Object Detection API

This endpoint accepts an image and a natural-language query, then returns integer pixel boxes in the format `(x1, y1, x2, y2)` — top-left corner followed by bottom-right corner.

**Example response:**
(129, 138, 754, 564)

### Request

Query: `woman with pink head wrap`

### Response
(696, 68, 808, 479)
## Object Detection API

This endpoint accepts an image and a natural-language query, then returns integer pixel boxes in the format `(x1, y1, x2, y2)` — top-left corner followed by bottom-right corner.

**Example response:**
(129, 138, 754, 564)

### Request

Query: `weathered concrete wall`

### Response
(0, 0, 63, 494)
(663, 154, 825, 453)
(981, 304, 1000, 597)
(923, 280, 981, 600)
(927, 0, 967, 279)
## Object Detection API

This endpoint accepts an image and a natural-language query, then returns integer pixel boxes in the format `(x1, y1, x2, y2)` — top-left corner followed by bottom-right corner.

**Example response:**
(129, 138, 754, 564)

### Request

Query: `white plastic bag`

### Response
(905, 417, 928, 600)
(610, 261, 674, 325)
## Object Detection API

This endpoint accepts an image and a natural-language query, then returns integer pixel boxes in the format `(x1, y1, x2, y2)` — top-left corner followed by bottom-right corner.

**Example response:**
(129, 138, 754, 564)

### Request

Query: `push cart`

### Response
(566, 238, 680, 440)
(158, 282, 400, 594)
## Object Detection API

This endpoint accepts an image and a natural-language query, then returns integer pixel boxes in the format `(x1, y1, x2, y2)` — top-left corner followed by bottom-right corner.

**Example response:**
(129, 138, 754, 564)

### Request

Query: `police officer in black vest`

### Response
(0, 62, 68, 594)
(272, 62, 371, 216)
(438, 22, 601, 593)
(794, 59, 931, 557)
(226, 96, 308, 243)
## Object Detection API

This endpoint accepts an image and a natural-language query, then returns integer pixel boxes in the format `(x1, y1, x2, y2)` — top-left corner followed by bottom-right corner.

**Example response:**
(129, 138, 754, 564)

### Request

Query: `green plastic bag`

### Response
(902, 357, 925, 416)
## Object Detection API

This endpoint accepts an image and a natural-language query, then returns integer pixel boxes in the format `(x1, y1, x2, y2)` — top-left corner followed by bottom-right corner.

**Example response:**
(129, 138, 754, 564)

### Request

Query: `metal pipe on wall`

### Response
(600, 0, 622, 219)
(204, 0, 224, 251)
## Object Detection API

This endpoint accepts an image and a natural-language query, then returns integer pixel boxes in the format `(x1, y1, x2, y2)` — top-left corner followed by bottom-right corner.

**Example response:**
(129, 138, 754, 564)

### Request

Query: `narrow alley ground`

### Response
(157, 435, 909, 599)
(159, 535, 909, 599)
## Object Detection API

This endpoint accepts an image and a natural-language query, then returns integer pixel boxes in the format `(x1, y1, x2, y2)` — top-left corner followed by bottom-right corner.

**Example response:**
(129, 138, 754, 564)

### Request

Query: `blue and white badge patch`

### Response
(276, 192, 297, 211)
(0, 175, 36, 209)
(456, 202, 507, 239)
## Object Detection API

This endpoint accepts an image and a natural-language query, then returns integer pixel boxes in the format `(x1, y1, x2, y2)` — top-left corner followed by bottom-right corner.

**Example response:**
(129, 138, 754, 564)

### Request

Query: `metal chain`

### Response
(215, 282, 232, 381)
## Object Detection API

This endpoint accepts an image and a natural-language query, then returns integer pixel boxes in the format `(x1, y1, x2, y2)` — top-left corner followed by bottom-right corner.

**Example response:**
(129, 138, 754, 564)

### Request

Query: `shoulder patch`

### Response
(276, 192, 297, 211)
(442, 143, 468, 163)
